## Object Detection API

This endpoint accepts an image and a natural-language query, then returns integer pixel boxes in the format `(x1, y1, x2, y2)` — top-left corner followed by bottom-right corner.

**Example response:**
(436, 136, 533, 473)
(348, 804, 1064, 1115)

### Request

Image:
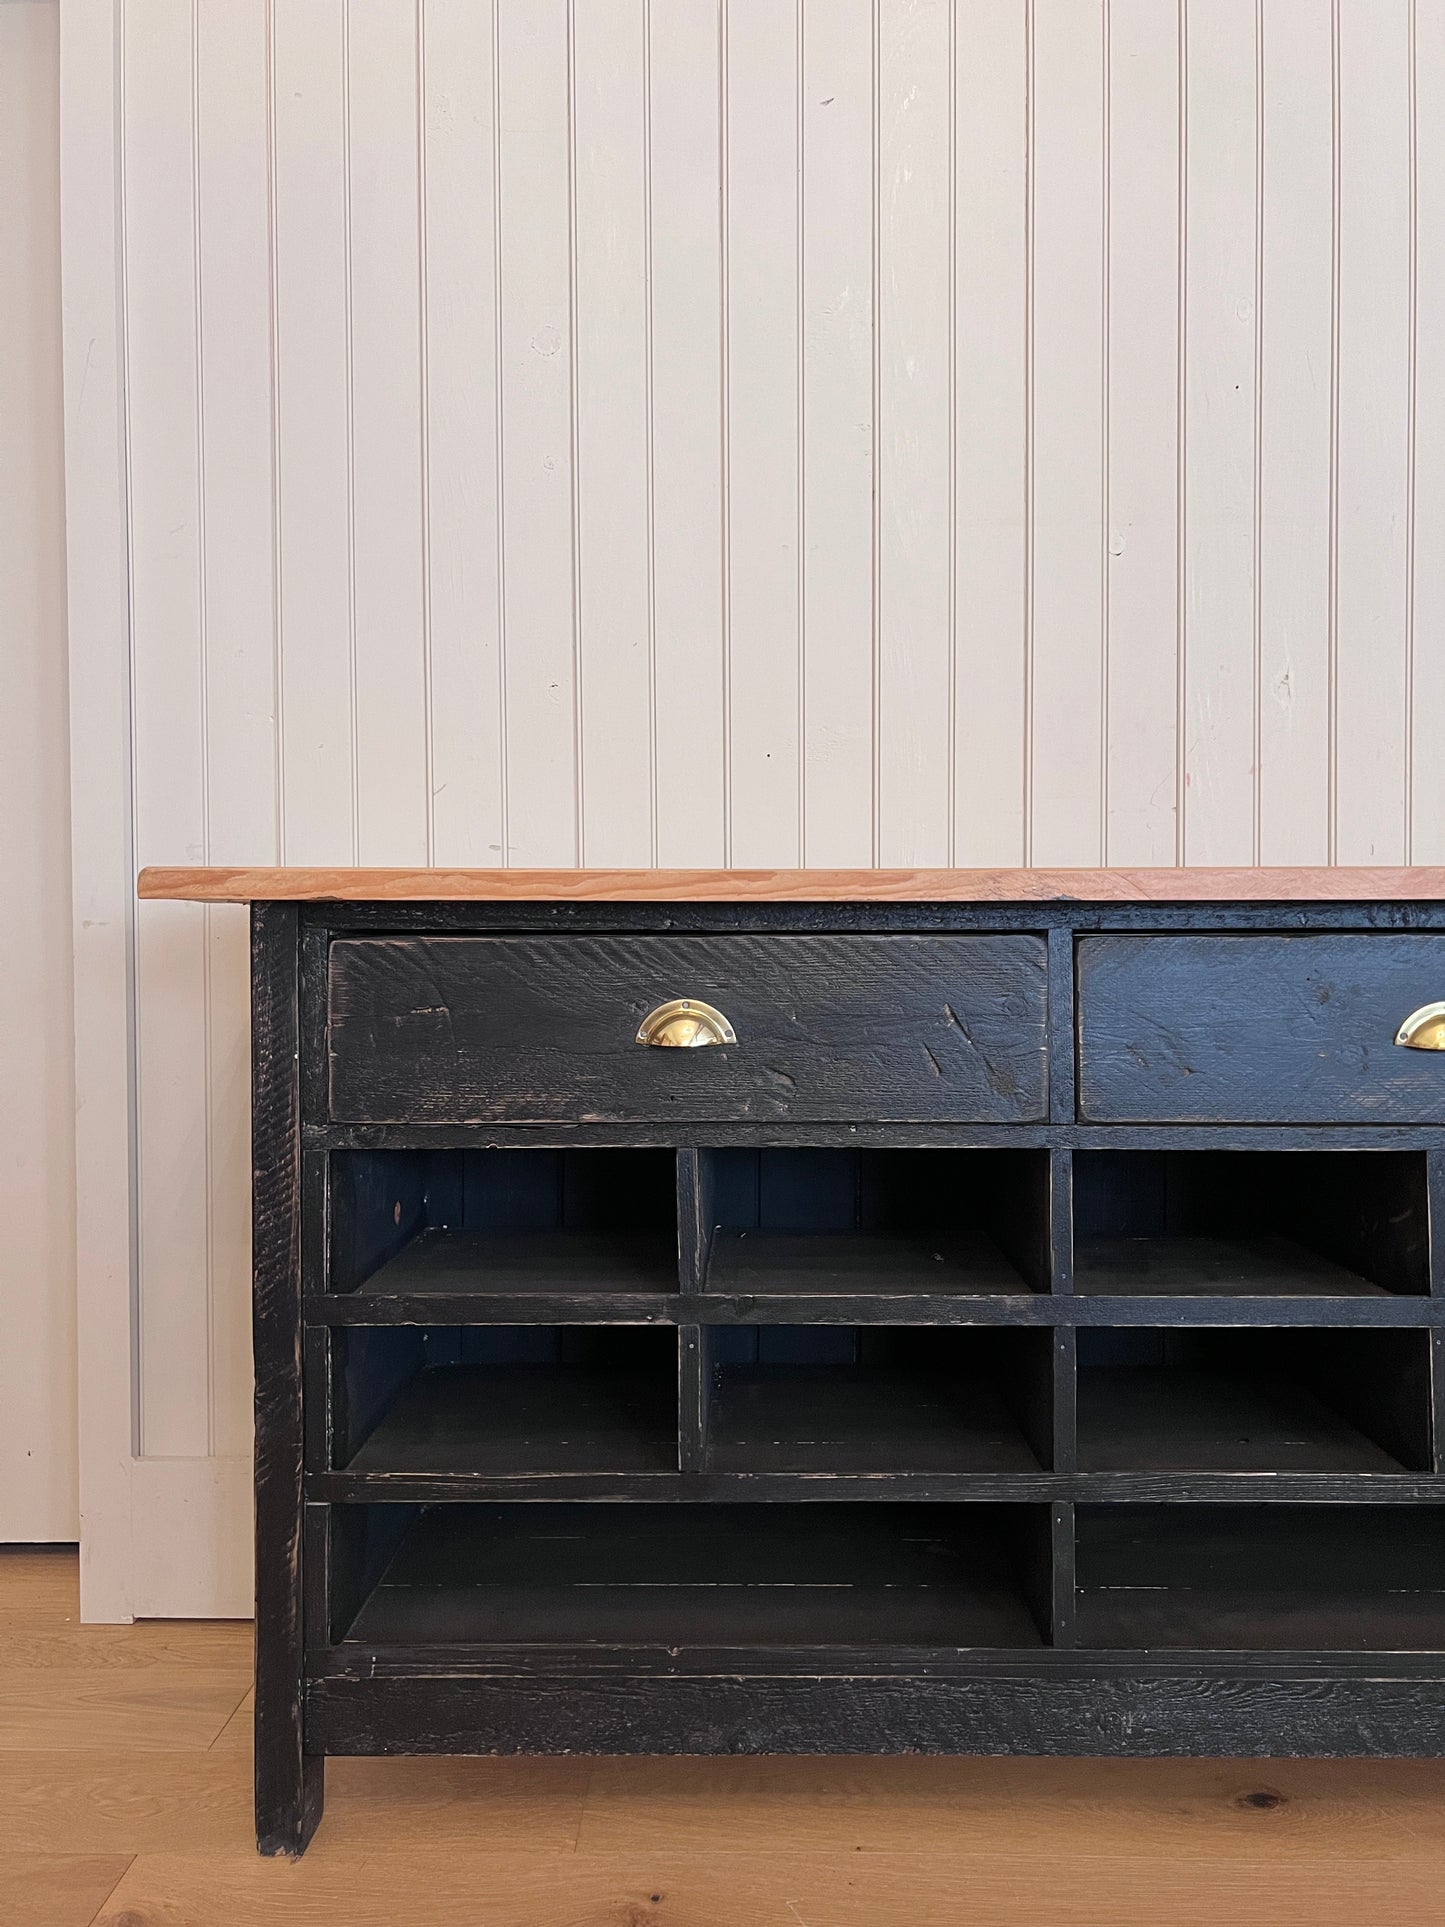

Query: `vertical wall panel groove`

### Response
(572, 0, 653, 867)
(1029, 0, 1106, 865)
(1333, 0, 1412, 863)
(1175, 0, 1189, 863)
(876, 0, 953, 866)
(496, 0, 578, 864)
(1104, 0, 1180, 864)
(189, 0, 216, 1449)
(416, 0, 435, 866)
(719, 0, 733, 865)
(795, 0, 806, 864)
(1099, 0, 1111, 869)
(1412, 0, 1445, 860)
(347, 0, 429, 865)
(420, 0, 506, 866)
(271, 0, 353, 866)
(952, 0, 1027, 864)
(648, 0, 725, 864)
(800, 0, 873, 866)
(723, 0, 802, 866)
(1327, 0, 1342, 861)
(1182, 0, 1259, 866)
(196, 0, 275, 1461)
(1250, 0, 1265, 864)
(1403, 0, 1417, 864)
(1257, 0, 1331, 864)
(565, 0, 585, 865)
(1023, 0, 1035, 864)
(341, 0, 359, 862)
(124, 0, 211, 1459)
(642, 0, 659, 866)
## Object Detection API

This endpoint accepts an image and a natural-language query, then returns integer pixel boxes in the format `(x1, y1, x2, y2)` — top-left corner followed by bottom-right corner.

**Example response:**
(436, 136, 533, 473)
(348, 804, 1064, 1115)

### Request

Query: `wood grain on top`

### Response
(138, 864, 1445, 903)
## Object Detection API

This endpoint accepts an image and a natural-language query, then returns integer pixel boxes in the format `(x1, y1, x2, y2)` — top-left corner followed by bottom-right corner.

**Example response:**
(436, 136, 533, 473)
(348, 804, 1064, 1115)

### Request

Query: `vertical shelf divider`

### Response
(1049, 1146, 1074, 1295)
(1429, 1152, 1445, 1298)
(302, 1501, 331, 1651)
(302, 1327, 332, 1475)
(1052, 1328, 1077, 1475)
(678, 1327, 712, 1472)
(677, 1148, 717, 1293)
(1050, 1500, 1077, 1649)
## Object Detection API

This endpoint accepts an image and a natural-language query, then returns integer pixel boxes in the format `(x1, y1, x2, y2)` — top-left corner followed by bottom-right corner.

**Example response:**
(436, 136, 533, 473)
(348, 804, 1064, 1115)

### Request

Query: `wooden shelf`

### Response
(1075, 1506, 1445, 1651)
(1074, 1233, 1391, 1299)
(358, 1228, 679, 1299)
(707, 1366, 1043, 1475)
(347, 1363, 678, 1476)
(1077, 1366, 1413, 1474)
(342, 1503, 1048, 1649)
(706, 1230, 1034, 1297)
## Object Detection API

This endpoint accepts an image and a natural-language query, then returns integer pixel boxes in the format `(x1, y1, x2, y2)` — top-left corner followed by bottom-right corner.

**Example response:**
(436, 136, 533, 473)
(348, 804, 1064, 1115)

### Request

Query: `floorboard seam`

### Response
(80, 1854, 136, 1927)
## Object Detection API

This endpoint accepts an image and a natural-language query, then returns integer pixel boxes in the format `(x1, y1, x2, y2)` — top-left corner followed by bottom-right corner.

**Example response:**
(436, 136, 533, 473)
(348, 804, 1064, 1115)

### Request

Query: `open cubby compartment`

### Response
(1077, 1327, 1434, 1473)
(326, 1502, 1060, 1649)
(695, 1147, 1052, 1295)
(325, 1324, 681, 1475)
(1071, 1149, 1430, 1297)
(1075, 1505, 1445, 1650)
(701, 1325, 1057, 1474)
(329, 1146, 681, 1297)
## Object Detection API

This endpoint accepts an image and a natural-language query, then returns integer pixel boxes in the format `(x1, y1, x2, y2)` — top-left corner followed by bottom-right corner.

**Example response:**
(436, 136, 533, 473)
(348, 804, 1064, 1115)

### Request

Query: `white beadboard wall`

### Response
(65, 0, 1445, 1614)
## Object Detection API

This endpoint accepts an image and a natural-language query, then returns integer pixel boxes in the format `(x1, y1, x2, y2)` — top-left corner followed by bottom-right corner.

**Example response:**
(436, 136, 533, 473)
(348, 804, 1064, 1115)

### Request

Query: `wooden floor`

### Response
(7, 1548, 1445, 1926)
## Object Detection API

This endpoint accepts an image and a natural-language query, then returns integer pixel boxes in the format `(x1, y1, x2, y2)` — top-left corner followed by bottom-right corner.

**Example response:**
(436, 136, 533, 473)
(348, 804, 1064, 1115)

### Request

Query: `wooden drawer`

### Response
(1077, 933, 1445, 1123)
(326, 933, 1048, 1125)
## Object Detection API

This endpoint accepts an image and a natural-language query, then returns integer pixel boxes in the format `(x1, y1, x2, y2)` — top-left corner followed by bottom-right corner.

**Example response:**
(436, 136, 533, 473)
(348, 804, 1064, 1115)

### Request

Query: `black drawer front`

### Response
(1078, 933, 1445, 1124)
(327, 933, 1048, 1125)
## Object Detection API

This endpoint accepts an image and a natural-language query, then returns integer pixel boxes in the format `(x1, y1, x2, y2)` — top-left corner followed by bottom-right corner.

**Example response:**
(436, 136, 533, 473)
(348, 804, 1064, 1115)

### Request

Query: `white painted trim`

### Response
(0, 0, 78, 1544)
(129, 1456, 252, 1619)
(61, 0, 138, 1621)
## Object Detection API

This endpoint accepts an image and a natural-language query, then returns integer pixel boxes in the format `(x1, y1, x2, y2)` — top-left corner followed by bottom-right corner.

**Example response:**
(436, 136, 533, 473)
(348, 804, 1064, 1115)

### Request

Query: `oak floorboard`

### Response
(0, 1546, 80, 1620)
(576, 1754, 1445, 1862)
(0, 1669, 249, 1752)
(0, 1755, 255, 1858)
(0, 1751, 589, 1859)
(89, 1849, 1445, 1927)
(208, 1691, 253, 1753)
(0, 1854, 132, 1927)
(0, 1621, 252, 1672)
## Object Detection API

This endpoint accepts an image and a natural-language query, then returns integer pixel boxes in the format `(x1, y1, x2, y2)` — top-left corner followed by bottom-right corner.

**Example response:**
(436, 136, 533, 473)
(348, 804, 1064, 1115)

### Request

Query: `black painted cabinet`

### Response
(253, 898, 1445, 1855)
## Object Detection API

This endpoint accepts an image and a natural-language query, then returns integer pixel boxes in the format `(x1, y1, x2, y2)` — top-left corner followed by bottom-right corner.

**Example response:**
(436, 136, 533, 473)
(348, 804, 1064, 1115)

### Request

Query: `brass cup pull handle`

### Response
(636, 998, 736, 1048)
(1395, 1002, 1445, 1051)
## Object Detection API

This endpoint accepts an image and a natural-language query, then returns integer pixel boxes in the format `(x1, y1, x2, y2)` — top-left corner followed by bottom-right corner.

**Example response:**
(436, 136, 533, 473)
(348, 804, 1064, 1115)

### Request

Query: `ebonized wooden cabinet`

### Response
(138, 867, 1445, 1855)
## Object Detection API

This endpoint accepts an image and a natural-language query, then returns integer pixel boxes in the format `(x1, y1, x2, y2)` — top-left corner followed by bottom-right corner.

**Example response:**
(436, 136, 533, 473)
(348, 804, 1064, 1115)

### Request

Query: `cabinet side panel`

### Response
(252, 903, 323, 1854)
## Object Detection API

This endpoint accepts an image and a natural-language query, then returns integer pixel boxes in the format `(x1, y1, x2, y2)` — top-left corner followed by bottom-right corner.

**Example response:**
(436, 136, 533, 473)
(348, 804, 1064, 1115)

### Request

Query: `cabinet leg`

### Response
(256, 1748, 323, 1857)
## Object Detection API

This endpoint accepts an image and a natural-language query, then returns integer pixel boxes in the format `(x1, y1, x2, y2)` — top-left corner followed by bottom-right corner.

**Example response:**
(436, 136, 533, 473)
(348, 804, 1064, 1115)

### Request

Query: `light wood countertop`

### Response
(138, 864, 1445, 904)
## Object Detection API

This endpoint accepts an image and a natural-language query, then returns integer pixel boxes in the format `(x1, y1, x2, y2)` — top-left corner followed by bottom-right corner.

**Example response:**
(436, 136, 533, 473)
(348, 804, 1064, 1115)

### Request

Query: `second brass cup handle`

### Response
(1395, 1002, 1445, 1051)
(636, 998, 736, 1048)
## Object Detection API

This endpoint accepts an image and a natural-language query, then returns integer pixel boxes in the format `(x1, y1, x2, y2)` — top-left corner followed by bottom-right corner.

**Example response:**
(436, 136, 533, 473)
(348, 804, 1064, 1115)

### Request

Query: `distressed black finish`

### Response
(1078, 933, 1445, 1123)
(326, 932, 1050, 1124)
(251, 904, 322, 1856)
(306, 1670, 1445, 1759)
(247, 892, 1445, 1856)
